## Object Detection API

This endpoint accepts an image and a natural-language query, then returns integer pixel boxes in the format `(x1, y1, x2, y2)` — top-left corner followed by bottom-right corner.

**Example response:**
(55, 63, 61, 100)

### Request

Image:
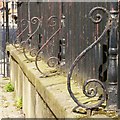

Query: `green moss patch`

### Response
(15, 97, 22, 109)
(4, 82, 14, 92)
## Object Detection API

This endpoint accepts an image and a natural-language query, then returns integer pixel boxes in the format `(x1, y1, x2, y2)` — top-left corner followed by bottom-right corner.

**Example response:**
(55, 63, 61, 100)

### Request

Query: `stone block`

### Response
(27, 80, 36, 118)
(14, 61, 18, 95)
(17, 65, 23, 98)
(10, 56, 15, 86)
(35, 91, 55, 118)
(23, 75, 36, 118)
(22, 75, 29, 117)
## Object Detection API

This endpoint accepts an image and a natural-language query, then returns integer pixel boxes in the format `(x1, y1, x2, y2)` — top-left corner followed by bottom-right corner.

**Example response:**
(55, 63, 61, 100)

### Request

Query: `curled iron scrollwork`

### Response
(48, 16, 58, 27)
(83, 79, 106, 107)
(89, 7, 111, 24)
(35, 15, 64, 75)
(10, 23, 21, 43)
(47, 57, 60, 67)
(35, 26, 62, 75)
(21, 17, 41, 61)
(67, 7, 112, 110)
(13, 19, 29, 47)
(30, 48, 38, 57)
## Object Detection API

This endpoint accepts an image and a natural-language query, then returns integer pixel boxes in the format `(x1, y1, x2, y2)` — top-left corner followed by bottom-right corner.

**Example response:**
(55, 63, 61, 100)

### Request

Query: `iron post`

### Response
(11, 1, 14, 43)
(117, 0, 120, 113)
(28, 0, 32, 48)
(6, 1, 9, 77)
(2, 0, 5, 77)
(107, 1, 118, 110)
(6, 1, 9, 43)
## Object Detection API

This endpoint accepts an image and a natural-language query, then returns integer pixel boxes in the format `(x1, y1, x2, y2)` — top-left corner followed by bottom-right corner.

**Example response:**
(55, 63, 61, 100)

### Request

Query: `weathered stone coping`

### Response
(6, 44, 87, 118)
(7, 44, 118, 118)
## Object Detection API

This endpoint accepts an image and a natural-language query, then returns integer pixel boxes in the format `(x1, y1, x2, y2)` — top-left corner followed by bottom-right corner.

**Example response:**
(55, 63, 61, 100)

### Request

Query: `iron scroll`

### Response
(67, 7, 112, 109)
(35, 15, 65, 75)
(13, 19, 29, 47)
(22, 17, 41, 61)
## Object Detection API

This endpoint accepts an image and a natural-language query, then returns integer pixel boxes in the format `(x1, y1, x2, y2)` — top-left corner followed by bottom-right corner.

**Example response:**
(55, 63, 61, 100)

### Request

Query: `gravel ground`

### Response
(0, 77, 25, 119)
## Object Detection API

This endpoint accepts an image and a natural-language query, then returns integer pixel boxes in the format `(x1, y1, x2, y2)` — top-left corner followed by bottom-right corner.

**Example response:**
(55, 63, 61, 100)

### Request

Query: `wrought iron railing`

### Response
(10, 2, 120, 116)
(67, 5, 119, 114)
(35, 15, 65, 76)
(21, 17, 41, 62)
(12, 19, 29, 48)
(12, 15, 65, 76)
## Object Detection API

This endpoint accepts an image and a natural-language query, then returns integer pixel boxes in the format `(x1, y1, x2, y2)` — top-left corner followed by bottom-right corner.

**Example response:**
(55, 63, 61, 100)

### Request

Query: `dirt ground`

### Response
(0, 77, 25, 119)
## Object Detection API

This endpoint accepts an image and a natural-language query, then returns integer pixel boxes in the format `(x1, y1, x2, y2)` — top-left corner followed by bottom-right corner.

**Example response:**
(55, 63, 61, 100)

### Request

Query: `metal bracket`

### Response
(35, 15, 65, 76)
(21, 17, 41, 61)
(13, 19, 29, 48)
(67, 7, 113, 111)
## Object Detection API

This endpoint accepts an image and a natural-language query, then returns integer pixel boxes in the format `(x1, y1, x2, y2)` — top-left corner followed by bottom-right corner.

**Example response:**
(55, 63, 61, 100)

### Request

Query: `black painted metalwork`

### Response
(6, 1, 9, 44)
(67, 7, 115, 110)
(106, 2, 118, 110)
(2, 1, 5, 77)
(58, 38, 66, 66)
(6, 1, 9, 77)
(118, 0, 120, 112)
(98, 44, 108, 83)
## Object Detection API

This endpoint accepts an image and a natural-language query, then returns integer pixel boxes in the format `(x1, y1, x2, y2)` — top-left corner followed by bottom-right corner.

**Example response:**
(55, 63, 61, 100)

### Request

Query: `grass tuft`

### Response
(4, 82, 14, 92)
(15, 98, 22, 109)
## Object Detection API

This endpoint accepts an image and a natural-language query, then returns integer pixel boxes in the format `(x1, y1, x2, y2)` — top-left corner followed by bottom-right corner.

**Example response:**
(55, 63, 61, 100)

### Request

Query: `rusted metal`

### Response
(47, 16, 58, 27)
(15, 2, 120, 113)
(67, 7, 112, 110)
(35, 20, 62, 75)
(89, 7, 111, 24)
(34, 11, 65, 75)
(13, 19, 29, 47)
(47, 57, 60, 67)
(22, 17, 41, 61)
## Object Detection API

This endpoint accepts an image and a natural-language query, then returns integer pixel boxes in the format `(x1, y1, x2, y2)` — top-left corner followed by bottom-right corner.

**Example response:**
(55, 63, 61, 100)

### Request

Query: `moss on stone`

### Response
(4, 82, 14, 92)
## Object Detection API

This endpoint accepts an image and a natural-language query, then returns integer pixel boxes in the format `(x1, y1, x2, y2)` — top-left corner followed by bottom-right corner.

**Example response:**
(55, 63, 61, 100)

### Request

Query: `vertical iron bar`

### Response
(12, 1, 14, 30)
(6, 1, 9, 43)
(11, 1, 14, 44)
(28, 0, 31, 47)
(2, 0, 5, 76)
(117, 0, 120, 112)
(28, 1, 31, 33)
(6, 1, 9, 77)
(3, 0, 5, 77)
(107, 1, 118, 110)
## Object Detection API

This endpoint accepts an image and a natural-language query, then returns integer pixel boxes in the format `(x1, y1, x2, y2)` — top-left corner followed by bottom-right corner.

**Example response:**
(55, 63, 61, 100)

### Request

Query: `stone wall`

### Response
(7, 44, 84, 118)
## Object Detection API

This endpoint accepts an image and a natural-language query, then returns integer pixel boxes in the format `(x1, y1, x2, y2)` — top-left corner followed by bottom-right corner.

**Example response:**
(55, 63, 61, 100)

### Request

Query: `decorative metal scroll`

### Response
(47, 57, 60, 67)
(67, 7, 113, 110)
(9, 23, 20, 43)
(21, 17, 41, 61)
(35, 15, 65, 76)
(47, 15, 58, 27)
(13, 19, 29, 48)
